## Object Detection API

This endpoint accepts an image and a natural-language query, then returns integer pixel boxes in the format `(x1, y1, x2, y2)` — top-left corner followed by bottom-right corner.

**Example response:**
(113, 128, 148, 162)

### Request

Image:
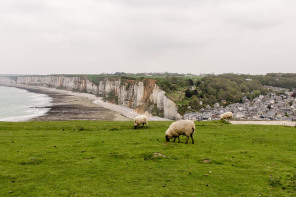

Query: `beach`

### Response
(10, 85, 131, 121)
(3, 85, 170, 121)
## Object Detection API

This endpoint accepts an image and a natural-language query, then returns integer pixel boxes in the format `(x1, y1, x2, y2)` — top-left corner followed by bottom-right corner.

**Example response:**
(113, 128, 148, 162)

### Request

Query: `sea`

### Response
(0, 86, 52, 122)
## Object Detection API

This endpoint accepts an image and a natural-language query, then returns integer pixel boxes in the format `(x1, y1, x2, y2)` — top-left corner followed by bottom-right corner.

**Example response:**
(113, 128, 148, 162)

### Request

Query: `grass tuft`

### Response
(220, 119, 230, 124)
(19, 158, 44, 165)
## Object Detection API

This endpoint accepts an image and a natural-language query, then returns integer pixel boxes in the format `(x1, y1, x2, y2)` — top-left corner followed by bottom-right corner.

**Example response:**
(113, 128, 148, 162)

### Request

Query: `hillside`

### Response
(1, 73, 296, 119)
(85, 73, 296, 116)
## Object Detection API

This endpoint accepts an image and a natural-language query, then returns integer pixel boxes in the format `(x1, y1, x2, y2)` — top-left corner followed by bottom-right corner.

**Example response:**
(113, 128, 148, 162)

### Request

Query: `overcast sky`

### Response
(0, 0, 296, 75)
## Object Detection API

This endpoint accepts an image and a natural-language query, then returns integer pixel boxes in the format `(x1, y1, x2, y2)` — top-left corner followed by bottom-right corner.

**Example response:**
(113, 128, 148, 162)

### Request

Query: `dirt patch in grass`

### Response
(202, 159, 211, 163)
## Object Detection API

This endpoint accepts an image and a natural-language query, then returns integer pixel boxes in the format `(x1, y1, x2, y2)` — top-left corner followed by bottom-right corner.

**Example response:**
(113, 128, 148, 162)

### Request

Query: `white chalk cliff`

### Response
(0, 75, 182, 120)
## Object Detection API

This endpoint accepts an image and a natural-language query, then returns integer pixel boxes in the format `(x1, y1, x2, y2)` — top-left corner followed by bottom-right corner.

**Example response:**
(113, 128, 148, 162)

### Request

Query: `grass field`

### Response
(0, 121, 296, 196)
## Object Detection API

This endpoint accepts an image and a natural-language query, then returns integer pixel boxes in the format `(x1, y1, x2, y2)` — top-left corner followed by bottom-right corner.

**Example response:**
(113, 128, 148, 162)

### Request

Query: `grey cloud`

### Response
(0, 0, 296, 75)
(112, 0, 204, 8)
(0, 1, 49, 14)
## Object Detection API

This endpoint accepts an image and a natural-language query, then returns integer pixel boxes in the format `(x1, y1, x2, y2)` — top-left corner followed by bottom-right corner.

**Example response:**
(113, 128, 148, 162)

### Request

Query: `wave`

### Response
(0, 86, 53, 122)
(0, 108, 50, 122)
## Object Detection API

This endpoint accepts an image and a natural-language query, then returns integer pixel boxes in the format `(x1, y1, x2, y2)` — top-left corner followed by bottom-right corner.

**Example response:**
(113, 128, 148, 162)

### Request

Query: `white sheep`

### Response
(134, 115, 148, 129)
(220, 112, 233, 120)
(165, 120, 196, 144)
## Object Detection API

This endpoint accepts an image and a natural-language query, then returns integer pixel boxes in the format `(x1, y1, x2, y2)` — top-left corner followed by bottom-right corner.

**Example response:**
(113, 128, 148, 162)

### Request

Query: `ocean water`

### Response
(0, 86, 52, 122)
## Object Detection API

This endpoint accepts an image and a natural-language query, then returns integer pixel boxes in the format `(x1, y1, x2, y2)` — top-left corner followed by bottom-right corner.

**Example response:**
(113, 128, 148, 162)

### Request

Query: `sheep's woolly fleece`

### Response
(220, 112, 233, 119)
(165, 120, 195, 138)
(134, 115, 148, 127)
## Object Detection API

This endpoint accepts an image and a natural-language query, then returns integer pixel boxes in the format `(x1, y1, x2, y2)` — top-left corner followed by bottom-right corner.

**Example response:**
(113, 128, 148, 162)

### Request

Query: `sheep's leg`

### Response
(141, 123, 144, 128)
(190, 133, 194, 144)
(173, 137, 176, 142)
(177, 136, 180, 143)
(185, 136, 189, 144)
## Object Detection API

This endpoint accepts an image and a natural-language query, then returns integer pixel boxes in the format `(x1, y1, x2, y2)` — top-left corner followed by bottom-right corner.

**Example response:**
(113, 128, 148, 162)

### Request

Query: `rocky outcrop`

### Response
(184, 90, 296, 121)
(0, 75, 182, 120)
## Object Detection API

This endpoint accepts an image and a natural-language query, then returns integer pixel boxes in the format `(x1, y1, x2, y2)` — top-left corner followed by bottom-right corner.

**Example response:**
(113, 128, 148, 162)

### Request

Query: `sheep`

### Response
(220, 112, 233, 120)
(165, 120, 195, 144)
(134, 115, 148, 129)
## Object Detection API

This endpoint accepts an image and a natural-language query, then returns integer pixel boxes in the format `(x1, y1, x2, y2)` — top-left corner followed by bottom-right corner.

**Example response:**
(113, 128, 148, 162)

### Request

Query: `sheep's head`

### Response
(165, 129, 172, 142)
(165, 135, 170, 142)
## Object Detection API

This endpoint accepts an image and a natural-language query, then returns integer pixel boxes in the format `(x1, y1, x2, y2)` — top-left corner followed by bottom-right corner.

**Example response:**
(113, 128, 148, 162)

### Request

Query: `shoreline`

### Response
(0, 84, 131, 121)
(0, 86, 52, 122)
(0, 84, 170, 121)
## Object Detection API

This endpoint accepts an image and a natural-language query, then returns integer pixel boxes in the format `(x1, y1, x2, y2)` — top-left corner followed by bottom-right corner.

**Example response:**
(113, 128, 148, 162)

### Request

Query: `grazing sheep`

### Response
(220, 112, 233, 120)
(134, 115, 148, 129)
(165, 120, 195, 144)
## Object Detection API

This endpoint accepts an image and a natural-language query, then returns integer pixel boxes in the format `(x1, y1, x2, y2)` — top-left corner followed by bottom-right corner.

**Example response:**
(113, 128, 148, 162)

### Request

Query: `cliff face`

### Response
(0, 76, 182, 120)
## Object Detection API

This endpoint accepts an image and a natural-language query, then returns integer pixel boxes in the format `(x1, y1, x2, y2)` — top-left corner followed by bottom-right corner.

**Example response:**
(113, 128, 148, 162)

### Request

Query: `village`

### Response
(184, 86, 296, 121)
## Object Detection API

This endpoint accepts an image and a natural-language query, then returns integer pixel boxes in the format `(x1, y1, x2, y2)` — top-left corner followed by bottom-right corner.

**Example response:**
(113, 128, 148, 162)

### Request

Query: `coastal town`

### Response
(184, 86, 296, 121)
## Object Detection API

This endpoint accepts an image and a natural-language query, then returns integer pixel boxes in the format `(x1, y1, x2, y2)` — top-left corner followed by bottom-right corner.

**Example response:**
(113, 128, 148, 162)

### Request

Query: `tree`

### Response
(185, 89, 193, 98)
(189, 96, 201, 110)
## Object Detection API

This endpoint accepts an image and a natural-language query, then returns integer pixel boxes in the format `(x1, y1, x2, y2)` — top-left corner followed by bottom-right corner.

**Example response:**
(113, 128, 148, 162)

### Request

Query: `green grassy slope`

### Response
(0, 121, 295, 196)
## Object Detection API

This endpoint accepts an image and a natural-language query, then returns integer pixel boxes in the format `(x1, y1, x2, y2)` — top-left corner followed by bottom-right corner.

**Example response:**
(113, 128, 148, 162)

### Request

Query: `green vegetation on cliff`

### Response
(253, 73, 296, 89)
(1, 121, 296, 196)
(151, 74, 269, 115)
(167, 73, 296, 114)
